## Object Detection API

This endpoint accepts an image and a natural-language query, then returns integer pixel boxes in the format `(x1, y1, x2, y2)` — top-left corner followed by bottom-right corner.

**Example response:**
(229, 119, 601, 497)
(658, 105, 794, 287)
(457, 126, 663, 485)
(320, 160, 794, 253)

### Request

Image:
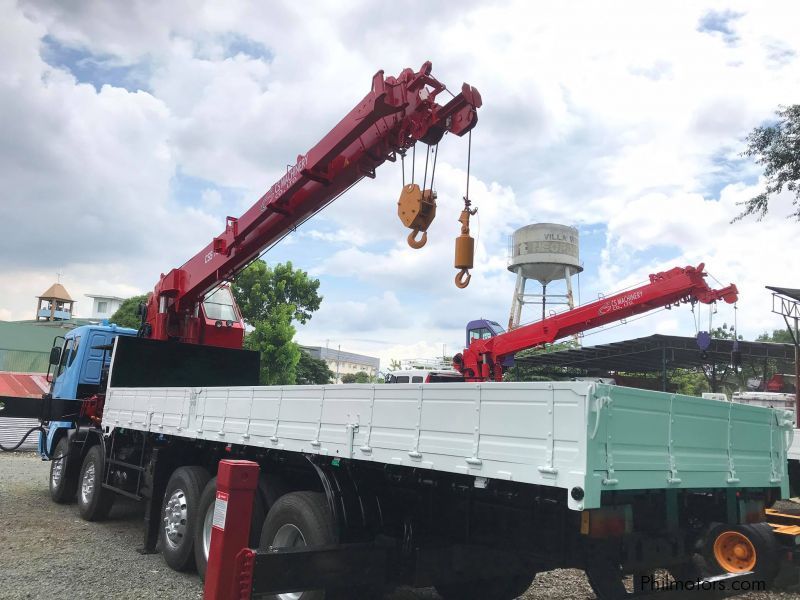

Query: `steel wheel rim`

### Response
(80, 462, 95, 504)
(713, 530, 756, 573)
(272, 524, 307, 600)
(51, 457, 63, 488)
(202, 501, 214, 560)
(163, 489, 188, 549)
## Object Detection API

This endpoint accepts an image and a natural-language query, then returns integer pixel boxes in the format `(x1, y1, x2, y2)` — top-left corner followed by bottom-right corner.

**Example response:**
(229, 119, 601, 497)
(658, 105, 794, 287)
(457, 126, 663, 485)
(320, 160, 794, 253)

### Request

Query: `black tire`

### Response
(194, 475, 267, 580)
(704, 522, 780, 584)
(49, 437, 78, 504)
(436, 573, 535, 600)
(159, 466, 211, 572)
(259, 491, 337, 600)
(77, 444, 115, 521)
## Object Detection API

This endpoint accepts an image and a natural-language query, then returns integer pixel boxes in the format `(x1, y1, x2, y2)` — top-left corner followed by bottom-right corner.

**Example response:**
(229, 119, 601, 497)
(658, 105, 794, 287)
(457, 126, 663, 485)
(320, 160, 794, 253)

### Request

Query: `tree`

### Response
(232, 260, 323, 385)
(735, 105, 800, 221)
(233, 260, 321, 325)
(109, 294, 148, 329)
(710, 325, 742, 340)
(341, 371, 372, 384)
(388, 359, 402, 371)
(503, 341, 579, 382)
(296, 350, 334, 385)
(670, 368, 710, 396)
(757, 329, 795, 344)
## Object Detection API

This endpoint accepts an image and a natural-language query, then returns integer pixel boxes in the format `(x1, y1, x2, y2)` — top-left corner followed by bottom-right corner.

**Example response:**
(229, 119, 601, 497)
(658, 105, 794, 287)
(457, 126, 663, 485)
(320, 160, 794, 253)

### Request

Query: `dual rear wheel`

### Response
(158, 466, 331, 600)
(49, 439, 115, 521)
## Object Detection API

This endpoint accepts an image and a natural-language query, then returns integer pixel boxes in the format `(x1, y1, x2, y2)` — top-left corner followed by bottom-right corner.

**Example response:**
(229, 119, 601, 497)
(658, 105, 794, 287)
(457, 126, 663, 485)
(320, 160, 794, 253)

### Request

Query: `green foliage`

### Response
(109, 294, 148, 329)
(757, 329, 795, 344)
(243, 305, 300, 385)
(503, 341, 579, 382)
(670, 369, 710, 396)
(341, 371, 372, 384)
(233, 260, 321, 326)
(296, 350, 334, 385)
(388, 359, 402, 371)
(232, 260, 323, 385)
(711, 325, 742, 340)
(735, 104, 800, 221)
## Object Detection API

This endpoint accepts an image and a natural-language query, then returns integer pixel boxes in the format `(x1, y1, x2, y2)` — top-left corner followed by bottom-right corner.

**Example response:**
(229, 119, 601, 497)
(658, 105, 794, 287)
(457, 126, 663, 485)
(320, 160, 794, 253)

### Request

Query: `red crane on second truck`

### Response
(453, 263, 739, 382)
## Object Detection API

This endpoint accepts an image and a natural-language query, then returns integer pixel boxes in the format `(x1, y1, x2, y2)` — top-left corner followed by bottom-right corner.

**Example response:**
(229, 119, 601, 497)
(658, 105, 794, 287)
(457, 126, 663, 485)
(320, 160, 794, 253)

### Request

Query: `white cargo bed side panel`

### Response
(417, 384, 477, 459)
(318, 385, 372, 457)
(478, 384, 550, 465)
(103, 382, 592, 509)
(277, 387, 325, 444)
(248, 387, 282, 444)
(369, 386, 419, 453)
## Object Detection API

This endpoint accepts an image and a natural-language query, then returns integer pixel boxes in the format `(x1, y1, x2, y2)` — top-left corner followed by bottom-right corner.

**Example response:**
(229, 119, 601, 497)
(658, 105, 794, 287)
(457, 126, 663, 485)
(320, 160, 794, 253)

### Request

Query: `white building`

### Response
(85, 294, 125, 320)
(300, 345, 380, 383)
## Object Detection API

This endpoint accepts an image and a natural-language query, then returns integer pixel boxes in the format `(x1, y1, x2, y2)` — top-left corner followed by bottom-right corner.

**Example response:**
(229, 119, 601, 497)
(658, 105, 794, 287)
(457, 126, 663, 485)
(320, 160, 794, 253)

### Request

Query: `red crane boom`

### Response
(142, 62, 481, 348)
(454, 263, 738, 382)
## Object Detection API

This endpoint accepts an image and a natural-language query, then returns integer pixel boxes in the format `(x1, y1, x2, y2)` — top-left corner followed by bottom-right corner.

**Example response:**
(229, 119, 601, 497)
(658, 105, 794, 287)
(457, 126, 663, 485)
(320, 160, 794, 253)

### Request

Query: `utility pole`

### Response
(767, 286, 800, 426)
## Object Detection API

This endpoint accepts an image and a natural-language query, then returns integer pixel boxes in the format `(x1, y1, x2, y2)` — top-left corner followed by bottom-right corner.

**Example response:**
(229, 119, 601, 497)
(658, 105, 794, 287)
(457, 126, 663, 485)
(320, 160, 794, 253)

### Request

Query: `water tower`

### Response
(507, 223, 582, 330)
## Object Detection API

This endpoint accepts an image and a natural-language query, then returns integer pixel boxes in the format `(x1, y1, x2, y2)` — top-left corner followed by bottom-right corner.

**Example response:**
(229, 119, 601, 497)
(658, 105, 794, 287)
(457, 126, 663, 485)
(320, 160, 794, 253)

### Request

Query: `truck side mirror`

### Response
(49, 346, 62, 365)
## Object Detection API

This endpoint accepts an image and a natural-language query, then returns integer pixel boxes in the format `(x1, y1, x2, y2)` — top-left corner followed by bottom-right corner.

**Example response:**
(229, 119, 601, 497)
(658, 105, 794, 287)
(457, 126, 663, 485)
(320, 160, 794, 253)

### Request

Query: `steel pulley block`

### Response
(397, 183, 437, 249)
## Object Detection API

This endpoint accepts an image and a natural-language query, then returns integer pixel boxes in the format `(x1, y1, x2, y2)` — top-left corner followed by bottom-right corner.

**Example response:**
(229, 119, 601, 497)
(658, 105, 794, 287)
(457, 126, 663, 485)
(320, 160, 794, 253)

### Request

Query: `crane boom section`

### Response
(145, 62, 481, 346)
(458, 263, 738, 381)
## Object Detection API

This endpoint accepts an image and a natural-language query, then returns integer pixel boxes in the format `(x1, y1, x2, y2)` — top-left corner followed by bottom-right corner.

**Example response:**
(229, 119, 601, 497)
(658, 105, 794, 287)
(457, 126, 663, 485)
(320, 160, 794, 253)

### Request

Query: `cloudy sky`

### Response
(1, 1, 799, 367)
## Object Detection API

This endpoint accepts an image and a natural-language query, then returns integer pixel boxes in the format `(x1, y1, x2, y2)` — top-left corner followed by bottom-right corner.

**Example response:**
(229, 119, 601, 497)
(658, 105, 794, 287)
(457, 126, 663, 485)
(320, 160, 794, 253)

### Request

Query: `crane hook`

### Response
(455, 269, 471, 289)
(407, 228, 428, 249)
(453, 205, 476, 289)
(398, 184, 436, 250)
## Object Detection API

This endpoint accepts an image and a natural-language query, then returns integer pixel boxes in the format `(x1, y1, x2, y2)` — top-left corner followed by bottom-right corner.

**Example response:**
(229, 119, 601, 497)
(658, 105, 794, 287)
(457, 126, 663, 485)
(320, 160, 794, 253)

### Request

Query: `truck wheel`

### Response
(258, 491, 337, 600)
(194, 475, 266, 580)
(704, 523, 779, 583)
(49, 437, 78, 504)
(435, 573, 535, 600)
(159, 466, 210, 572)
(77, 444, 115, 521)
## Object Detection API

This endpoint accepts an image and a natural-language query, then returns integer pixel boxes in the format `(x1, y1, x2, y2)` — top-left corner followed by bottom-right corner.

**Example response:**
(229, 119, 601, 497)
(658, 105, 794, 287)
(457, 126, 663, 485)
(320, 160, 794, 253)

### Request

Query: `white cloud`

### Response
(1, 0, 799, 367)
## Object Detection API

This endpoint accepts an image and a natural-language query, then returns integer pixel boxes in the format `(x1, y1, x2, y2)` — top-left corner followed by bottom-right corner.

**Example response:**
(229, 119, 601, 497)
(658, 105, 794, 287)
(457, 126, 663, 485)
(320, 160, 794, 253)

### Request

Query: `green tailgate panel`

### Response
(583, 384, 790, 509)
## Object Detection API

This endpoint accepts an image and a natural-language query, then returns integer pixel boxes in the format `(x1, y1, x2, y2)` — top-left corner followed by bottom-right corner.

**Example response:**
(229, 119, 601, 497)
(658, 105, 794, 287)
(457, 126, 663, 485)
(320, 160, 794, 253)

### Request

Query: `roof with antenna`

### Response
(37, 282, 73, 301)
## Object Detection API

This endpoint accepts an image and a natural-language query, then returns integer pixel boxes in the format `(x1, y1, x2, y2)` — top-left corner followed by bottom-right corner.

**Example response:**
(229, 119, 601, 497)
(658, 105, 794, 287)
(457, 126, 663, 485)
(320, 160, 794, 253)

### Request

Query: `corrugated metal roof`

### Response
(0, 372, 47, 451)
(0, 372, 48, 396)
(767, 286, 800, 302)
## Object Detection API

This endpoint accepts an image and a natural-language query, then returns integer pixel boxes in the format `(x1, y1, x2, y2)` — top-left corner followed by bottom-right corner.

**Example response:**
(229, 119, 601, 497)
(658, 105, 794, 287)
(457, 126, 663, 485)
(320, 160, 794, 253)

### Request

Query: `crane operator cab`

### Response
(465, 319, 515, 368)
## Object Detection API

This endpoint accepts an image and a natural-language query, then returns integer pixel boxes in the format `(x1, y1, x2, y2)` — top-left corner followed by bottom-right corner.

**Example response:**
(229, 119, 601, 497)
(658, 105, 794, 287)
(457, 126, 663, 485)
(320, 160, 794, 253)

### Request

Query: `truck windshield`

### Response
(203, 287, 237, 321)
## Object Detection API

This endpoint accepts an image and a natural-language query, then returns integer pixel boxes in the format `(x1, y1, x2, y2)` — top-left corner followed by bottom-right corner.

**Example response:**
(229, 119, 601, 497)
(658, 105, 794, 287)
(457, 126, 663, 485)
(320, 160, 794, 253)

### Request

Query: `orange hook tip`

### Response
(455, 269, 471, 289)
(407, 229, 427, 249)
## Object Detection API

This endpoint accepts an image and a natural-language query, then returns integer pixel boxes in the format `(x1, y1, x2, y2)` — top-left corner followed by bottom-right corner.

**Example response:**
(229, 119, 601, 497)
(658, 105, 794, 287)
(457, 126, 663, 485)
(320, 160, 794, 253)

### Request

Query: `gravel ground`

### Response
(1, 451, 799, 600)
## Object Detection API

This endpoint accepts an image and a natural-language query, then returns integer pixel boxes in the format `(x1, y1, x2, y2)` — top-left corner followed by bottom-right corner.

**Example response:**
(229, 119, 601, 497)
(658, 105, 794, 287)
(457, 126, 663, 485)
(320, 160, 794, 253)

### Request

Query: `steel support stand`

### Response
(204, 459, 259, 600)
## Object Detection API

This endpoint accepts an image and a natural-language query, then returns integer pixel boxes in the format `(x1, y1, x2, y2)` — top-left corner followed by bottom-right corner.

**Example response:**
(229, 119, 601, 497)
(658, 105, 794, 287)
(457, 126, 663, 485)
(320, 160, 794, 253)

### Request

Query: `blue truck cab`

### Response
(39, 323, 137, 457)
